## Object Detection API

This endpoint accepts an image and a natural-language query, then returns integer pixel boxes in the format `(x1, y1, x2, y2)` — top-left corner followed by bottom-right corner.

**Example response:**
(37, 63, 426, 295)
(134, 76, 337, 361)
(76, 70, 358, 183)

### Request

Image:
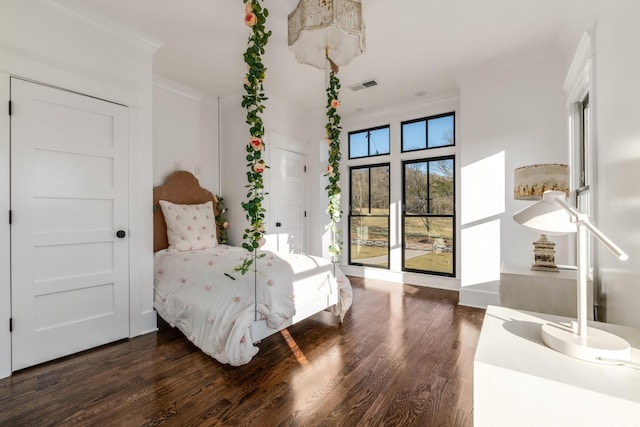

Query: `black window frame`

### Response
(578, 94, 589, 191)
(348, 124, 391, 159)
(348, 162, 391, 269)
(401, 155, 456, 277)
(401, 112, 455, 153)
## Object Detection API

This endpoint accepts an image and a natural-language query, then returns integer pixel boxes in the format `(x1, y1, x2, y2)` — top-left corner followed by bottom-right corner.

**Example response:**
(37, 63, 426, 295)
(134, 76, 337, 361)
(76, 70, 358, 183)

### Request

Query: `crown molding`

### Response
(39, 0, 163, 53)
(0, 41, 142, 97)
(153, 74, 219, 106)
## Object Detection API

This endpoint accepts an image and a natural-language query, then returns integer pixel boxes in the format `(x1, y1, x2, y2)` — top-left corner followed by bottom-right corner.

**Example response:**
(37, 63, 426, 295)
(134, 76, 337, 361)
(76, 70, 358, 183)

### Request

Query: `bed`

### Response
(153, 171, 352, 366)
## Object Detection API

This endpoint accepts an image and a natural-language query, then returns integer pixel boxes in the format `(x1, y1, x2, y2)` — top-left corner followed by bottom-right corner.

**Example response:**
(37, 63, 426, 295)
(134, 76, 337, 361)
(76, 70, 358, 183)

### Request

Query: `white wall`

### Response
(219, 93, 247, 246)
(0, 0, 159, 378)
(457, 49, 569, 308)
(153, 75, 219, 192)
(590, 0, 640, 328)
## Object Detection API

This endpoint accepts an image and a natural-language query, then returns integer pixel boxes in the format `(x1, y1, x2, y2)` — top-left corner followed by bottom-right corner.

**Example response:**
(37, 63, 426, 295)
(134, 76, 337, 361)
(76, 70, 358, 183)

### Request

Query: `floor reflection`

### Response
(280, 328, 310, 368)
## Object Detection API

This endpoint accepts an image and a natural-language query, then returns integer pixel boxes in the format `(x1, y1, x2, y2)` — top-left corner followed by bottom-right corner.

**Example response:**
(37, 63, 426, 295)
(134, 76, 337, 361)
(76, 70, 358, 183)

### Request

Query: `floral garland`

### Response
(234, 0, 271, 275)
(214, 195, 229, 244)
(325, 70, 343, 261)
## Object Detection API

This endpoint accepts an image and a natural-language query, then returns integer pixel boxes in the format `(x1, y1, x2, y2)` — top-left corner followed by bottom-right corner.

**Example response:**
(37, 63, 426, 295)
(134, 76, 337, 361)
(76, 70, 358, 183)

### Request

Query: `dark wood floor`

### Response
(0, 277, 485, 427)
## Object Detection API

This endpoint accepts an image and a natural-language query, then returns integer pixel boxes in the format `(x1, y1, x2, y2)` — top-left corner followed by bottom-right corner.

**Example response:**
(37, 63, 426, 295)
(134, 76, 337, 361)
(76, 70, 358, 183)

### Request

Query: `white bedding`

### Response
(153, 245, 352, 366)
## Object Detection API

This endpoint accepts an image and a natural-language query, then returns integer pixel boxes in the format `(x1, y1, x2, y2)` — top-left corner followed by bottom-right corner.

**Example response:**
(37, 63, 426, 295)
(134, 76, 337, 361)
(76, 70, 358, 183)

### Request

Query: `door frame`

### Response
(9, 76, 131, 371)
(0, 74, 158, 378)
(0, 73, 11, 378)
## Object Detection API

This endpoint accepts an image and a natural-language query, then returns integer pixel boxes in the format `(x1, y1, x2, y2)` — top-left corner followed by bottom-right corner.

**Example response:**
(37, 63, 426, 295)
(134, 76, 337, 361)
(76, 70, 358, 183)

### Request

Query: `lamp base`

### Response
(531, 234, 559, 271)
(541, 323, 631, 364)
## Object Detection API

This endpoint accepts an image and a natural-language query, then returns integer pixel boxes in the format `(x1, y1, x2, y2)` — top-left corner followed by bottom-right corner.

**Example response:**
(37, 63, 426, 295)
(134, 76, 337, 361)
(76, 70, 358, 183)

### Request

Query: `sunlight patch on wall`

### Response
(461, 151, 505, 225)
(461, 219, 501, 287)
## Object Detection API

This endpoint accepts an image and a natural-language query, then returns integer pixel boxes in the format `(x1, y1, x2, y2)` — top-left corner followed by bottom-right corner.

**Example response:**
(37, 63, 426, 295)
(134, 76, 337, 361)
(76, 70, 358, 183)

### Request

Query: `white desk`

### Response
(500, 261, 593, 319)
(474, 306, 640, 427)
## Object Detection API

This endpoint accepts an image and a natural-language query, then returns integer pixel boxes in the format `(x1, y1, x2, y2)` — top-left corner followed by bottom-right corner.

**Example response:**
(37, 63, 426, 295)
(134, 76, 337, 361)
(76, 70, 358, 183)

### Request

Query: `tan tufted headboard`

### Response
(153, 171, 222, 252)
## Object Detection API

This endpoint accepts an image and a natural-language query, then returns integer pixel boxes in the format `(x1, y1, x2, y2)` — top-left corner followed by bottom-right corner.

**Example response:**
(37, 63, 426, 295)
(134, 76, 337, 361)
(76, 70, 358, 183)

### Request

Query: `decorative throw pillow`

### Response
(159, 200, 218, 251)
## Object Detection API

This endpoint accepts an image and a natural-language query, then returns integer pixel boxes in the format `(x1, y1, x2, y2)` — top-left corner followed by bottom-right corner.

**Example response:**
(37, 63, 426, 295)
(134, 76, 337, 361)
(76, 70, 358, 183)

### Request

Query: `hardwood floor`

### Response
(0, 277, 485, 427)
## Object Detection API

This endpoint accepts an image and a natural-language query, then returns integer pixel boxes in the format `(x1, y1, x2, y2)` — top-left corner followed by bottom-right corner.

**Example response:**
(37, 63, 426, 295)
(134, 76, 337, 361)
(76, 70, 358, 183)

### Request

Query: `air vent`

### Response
(348, 79, 379, 91)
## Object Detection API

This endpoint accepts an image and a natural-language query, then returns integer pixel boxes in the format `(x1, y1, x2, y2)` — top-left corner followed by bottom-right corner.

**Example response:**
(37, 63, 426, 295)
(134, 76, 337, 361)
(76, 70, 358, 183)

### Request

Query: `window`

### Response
(346, 111, 456, 278)
(578, 95, 590, 190)
(565, 34, 594, 283)
(401, 112, 455, 152)
(402, 157, 455, 276)
(349, 164, 390, 268)
(576, 94, 593, 276)
(348, 125, 390, 159)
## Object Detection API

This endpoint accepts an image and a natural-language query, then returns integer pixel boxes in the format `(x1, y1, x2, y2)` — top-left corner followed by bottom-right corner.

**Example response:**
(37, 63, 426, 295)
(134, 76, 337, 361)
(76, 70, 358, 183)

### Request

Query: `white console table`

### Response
(500, 261, 593, 319)
(474, 305, 640, 427)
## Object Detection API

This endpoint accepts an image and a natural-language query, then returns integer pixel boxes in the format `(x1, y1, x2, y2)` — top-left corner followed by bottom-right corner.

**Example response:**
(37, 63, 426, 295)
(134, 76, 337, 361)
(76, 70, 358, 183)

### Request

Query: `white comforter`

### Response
(154, 245, 352, 366)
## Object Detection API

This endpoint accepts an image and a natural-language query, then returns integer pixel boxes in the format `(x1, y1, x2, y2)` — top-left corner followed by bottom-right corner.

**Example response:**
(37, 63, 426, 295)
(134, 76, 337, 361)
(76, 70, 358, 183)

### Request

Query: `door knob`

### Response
(116, 230, 126, 238)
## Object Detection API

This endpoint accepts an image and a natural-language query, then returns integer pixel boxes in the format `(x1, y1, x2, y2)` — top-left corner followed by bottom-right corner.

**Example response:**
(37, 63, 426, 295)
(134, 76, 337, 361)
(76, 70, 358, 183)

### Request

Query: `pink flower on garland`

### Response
(330, 99, 340, 109)
(245, 12, 257, 27)
(223, 221, 229, 229)
(250, 137, 263, 151)
(326, 164, 334, 175)
(253, 161, 266, 173)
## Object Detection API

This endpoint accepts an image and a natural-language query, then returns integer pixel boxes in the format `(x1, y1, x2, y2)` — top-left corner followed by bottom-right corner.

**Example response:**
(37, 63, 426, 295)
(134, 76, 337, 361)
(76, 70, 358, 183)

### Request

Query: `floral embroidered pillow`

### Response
(159, 200, 218, 252)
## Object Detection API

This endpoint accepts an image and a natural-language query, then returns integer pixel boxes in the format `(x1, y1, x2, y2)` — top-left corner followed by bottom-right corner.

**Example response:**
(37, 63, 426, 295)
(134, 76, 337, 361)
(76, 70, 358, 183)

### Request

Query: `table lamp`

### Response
(513, 190, 630, 363)
(514, 164, 570, 271)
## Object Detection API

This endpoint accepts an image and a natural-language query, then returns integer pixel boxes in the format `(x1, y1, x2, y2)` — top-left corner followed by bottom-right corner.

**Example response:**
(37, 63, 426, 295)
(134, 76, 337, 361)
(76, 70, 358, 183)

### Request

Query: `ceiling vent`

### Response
(348, 79, 379, 92)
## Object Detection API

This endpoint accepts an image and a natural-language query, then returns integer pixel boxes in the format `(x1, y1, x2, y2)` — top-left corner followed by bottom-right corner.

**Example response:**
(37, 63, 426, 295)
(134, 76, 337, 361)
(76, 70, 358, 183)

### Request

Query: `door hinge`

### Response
(8, 100, 12, 116)
(304, 211, 307, 218)
(9, 318, 12, 332)
(8, 210, 11, 225)
(304, 165, 307, 173)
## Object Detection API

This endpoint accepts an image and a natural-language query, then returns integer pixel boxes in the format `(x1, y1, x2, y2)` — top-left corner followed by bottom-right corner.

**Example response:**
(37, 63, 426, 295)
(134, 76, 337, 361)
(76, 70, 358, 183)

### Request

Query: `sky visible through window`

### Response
(403, 114, 454, 151)
(349, 127, 390, 158)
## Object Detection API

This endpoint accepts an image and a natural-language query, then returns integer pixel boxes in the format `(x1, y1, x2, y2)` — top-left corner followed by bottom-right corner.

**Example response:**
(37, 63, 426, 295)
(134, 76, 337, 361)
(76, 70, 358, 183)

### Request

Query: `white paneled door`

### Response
(270, 147, 305, 254)
(10, 78, 129, 371)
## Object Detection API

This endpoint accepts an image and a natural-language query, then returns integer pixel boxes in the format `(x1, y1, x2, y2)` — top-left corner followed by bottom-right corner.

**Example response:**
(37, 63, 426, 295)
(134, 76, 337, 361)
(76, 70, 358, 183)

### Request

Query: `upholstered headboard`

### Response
(153, 171, 222, 252)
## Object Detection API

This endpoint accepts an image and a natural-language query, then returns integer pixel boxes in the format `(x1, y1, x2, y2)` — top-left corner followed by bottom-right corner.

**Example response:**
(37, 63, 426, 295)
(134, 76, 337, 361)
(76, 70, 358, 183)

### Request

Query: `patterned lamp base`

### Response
(531, 234, 559, 272)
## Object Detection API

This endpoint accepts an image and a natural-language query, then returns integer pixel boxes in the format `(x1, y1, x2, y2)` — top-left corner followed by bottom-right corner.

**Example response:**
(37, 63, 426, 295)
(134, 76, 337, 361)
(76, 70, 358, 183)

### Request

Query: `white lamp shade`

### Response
(513, 190, 576, 235)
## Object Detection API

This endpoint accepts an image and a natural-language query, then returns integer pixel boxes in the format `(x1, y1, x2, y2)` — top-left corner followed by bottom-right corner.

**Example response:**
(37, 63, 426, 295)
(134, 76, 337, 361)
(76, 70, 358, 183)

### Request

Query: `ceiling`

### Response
(70, 0, 592, 115)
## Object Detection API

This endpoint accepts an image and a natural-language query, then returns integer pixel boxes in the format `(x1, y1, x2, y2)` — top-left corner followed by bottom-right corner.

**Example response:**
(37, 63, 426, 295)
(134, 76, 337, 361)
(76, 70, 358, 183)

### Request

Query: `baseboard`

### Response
(458, 283, 500, 309)
(0, 363, 9, 380)
(131, 309, 158, 337)
(340, 265, 460, 292)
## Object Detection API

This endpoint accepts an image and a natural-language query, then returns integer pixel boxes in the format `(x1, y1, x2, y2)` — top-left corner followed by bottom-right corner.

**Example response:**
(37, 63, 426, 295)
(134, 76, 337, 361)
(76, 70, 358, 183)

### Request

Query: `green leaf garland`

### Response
(236, 0, 272, 275)
(325, 71, 343, 261)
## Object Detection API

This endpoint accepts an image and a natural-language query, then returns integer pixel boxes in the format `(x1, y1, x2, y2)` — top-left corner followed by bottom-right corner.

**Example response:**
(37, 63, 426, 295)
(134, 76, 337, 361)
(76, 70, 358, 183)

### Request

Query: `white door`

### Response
(269, 147, 306, 253)
(10, 78, 129, 371)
